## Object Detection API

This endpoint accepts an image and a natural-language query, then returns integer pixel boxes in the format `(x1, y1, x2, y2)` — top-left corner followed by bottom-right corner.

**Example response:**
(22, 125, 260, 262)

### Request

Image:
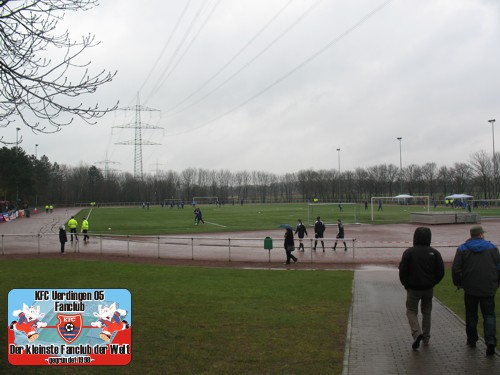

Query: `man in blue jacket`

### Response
(452, 225, 500, 356)
(399, 227, 444, 350)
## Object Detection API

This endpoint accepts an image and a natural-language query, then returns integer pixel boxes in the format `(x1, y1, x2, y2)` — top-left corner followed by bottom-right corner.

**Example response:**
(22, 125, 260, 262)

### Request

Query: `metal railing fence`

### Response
(0, 233, 460, 264)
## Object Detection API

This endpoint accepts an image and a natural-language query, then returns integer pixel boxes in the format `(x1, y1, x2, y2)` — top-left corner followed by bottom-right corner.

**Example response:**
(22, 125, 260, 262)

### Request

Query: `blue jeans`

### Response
(464, 293, 497, 346)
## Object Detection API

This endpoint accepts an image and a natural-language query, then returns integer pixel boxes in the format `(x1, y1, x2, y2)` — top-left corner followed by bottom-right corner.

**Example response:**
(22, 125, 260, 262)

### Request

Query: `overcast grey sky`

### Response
(7, 0, 500, 175)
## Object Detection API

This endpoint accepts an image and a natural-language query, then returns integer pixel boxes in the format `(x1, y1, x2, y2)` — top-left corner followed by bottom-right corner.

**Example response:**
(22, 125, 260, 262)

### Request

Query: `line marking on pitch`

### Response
(204, 221, 227, 227)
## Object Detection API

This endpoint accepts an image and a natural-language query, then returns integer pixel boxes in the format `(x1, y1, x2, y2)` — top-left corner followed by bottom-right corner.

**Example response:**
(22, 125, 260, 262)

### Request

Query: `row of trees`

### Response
(1, 146, 499, 207)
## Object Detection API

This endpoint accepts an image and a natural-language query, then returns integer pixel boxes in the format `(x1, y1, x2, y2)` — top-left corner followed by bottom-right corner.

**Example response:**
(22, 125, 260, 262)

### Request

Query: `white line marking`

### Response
(204, 221, 227, 228)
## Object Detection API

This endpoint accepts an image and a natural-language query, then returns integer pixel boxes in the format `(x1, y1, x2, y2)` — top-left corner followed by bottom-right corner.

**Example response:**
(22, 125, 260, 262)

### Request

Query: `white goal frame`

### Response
(307, 203, 360, 226)
(371, 196, 431, 221)
(192, 196, 219, 205)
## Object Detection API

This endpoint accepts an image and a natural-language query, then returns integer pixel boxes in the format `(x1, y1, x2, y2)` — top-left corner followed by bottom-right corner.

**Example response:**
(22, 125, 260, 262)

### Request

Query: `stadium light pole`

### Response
(35, 144, 39, 159)
(337, 148, 341, 200)
(15, 127, 21, 155)
(489, 119, 496, 198)
(15, 127, 21, 204)
(397, 137, 403, 194)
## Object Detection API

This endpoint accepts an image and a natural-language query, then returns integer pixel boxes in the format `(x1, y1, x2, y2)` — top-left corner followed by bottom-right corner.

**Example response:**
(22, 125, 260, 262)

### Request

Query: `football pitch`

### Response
(0, 259, 352, 374)
(72, 202, 500, 235)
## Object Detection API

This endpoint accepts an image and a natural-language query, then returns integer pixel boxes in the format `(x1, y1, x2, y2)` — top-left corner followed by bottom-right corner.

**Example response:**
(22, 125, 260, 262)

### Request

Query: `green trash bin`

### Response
(264, 237, 273, 263)
(264, 237, 273, 250)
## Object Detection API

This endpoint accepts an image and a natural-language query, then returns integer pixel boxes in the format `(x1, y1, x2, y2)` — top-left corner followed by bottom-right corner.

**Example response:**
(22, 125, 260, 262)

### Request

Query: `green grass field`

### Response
(4, 204, 500, 373)
(0, 259, 352, 374)
(3, 261, 499, 374)
(73, 203, 500, 236)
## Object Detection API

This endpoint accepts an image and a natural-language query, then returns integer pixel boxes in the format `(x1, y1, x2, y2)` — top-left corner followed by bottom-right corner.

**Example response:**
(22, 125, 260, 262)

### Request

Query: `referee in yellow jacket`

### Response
(67, 216, 78, 242)
(81, 217, 89, 243)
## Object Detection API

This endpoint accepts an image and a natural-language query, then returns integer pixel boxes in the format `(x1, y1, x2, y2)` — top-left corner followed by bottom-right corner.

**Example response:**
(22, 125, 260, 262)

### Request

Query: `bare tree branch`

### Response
(0, 0, 118, 137)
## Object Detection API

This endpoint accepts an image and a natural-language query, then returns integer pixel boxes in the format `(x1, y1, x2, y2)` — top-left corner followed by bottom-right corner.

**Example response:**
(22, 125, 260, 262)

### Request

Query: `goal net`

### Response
(370, 196, 431, 221)
(192, 197, 219, 205)
(307, 203, 360, 226)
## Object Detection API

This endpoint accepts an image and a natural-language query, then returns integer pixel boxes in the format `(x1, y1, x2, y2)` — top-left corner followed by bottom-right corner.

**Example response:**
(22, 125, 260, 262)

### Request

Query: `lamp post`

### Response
(15, 127, 21, 204)
(15, 127, 21, 155)
(397, 137, 403, 194)
(35, 143, 39, 206)
(337, 148, 341, 200)
(489, 119, 496, 198)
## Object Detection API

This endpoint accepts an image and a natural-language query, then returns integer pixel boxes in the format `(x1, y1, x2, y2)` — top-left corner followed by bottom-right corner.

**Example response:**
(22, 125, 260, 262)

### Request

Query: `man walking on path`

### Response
(313, 216, 325, 252)
(399, 227, 445, 350)
(452, 225, 500, 356)
(333, 219, 347, 251)
(295, 219, 308, 252)
(81, 217, 90, 243)
(67, 216, 78, 242)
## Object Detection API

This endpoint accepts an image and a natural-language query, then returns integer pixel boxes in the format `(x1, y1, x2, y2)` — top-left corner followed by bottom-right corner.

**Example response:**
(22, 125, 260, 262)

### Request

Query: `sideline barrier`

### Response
(0, 233, 460, 264)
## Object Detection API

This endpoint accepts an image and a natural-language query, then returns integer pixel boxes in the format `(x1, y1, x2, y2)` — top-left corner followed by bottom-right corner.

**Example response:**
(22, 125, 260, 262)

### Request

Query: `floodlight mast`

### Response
(336, 148, 341, 200)
(397, 137, 402, 194)
(489, 119, 496, 198)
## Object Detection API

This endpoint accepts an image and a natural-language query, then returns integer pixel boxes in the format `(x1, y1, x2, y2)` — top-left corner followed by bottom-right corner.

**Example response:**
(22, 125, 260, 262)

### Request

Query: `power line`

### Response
(166, 0, 394, 137)
(138, 0, 194, 96)
(164, 0, 296, 114)
(164, 0, 323, 119)
(145, 0, 211, 104)
(149, 0, 223, 104)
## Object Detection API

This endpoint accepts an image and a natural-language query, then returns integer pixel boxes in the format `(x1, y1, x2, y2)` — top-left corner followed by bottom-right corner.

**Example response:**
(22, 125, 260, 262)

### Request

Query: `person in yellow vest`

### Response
(49, 204, 53, 213)
(81, 217, 89, 243)
(67, 216, 78, 242)
(45, 204, 49, 214)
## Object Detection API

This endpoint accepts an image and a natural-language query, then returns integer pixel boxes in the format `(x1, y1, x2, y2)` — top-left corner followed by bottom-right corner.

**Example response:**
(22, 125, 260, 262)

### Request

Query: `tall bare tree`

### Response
(469, 151, 492, 198)
(0, 0, 117, 137)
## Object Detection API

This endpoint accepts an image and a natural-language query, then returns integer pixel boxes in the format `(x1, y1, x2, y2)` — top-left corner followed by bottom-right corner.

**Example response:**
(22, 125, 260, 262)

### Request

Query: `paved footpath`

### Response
(344, 267, 498, 375)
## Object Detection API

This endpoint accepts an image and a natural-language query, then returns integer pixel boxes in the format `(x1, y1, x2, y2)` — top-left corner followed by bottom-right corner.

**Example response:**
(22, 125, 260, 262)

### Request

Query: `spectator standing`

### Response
(59, 225, 68, 253)
(452, 226, 500, 356)
(399, 227, 444, 350)
(295, 219, 308, 252)
(284, 228, 297, 265)
(313, 216, 325, 252)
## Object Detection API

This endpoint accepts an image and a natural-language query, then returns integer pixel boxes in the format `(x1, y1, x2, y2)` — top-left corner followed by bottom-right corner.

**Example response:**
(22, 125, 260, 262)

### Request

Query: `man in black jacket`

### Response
(399, 227, 445, 350)
(313, 216, 325, 252)
(295, 219, 308, 252)
(452, 225, 500, 356)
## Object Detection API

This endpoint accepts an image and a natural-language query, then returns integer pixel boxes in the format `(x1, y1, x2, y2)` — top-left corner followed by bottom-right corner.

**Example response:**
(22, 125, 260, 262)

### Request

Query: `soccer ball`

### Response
(65, 323, 74, 332)
(108, 228, 111, 230)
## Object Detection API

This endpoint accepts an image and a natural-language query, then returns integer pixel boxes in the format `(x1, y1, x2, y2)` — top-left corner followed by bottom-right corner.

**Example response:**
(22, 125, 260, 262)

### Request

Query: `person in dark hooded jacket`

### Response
(399, 227, 444, 350)
(452, 225, 500, 356)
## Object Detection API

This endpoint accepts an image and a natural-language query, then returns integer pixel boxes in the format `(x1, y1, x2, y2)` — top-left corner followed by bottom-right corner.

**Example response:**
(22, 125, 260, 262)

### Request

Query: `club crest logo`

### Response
(57, 314, 83, 343)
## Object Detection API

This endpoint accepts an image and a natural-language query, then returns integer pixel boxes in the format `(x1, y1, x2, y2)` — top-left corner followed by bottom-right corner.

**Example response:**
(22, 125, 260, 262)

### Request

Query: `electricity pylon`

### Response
(114, 94, 162, 180)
